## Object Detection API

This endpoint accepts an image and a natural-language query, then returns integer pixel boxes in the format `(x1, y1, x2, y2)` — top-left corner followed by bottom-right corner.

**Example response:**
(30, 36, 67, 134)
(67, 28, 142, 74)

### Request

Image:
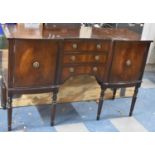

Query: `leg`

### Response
(112, 88, 117, 100)
(1, 80, 7, 109)
(7, 94, 13, 131)
(129, 86, 139, 116)
(51, 88, 59, 126)
(96, 87, 106, 120)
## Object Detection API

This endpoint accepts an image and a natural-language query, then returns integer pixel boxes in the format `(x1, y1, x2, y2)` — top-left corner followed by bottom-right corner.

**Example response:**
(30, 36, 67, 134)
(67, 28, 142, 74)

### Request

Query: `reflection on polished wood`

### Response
(3, 23, 140, 40)
(1, 23, 152, 131)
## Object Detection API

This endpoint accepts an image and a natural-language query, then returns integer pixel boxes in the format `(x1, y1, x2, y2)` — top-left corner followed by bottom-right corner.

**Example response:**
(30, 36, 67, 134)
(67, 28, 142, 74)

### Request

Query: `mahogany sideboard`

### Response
(1, 24, 152, 131)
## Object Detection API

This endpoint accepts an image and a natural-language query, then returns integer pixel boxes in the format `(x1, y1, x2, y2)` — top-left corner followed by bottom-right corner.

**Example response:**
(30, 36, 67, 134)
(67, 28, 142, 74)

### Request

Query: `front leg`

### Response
(96, 87, 106, 120)
(129, 86, 139, 116)
(51, 88, 59, 126)
(7, 94, 13, 131)
(112, 88, 117, 100)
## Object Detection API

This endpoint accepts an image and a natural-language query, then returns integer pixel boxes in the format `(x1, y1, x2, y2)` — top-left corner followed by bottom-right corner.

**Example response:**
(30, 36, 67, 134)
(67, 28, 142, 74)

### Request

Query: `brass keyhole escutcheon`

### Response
(69, 67, 75, 73)
(93, 67, 98, 72)
(126, 59, 132, 67)
(70, 55, 76, 61)
(96, 44, 101, 49)
(72, 43, 77, 49)
(33, 61, 40, 69)
(95, 55, 100, 61)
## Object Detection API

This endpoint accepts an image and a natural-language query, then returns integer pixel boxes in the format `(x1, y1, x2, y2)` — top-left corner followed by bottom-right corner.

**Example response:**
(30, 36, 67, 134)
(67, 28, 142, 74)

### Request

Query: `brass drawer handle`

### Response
(70, 55, 76, 61)
(93, 67, 98, 72)
(72, 43, 77, 49)
(69, 67, 75, 73)
(96, 44, 101, 49)
(32, 61, 40, 69)
(126, 59, 132, 67)
(95, 55, 100, 61)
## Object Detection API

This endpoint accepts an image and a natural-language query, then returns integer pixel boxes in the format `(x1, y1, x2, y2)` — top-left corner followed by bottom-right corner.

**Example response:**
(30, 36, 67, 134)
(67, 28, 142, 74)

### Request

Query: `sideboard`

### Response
(1, 23, 152, 131)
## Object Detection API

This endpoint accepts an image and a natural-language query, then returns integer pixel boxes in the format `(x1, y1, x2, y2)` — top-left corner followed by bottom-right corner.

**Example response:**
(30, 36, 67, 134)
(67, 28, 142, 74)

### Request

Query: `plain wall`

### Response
(141, 23, 155, 64)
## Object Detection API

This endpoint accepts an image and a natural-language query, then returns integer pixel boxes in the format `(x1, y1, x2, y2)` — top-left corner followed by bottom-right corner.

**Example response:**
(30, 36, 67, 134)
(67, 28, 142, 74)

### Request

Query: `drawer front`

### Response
(14, 40, 57, 87)
(63, 54, 107, 64)
(63, 40, 111, 52)
(109, 41, 149, 83)
(61, 65, 106, 82)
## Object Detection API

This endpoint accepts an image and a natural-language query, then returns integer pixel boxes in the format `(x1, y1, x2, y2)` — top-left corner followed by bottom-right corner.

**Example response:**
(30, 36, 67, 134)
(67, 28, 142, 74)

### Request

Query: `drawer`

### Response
(109, 41, 149, 83)
(63, 54, 107, 64)
(63, 40, 111, 52)
(61, 65, 106, 82)
(13, 40, 58, 87)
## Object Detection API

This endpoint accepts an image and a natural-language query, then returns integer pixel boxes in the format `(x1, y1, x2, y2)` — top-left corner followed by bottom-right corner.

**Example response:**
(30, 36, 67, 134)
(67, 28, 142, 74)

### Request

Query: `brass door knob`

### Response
(96, 44, 101, 49)
(32, 61, 40, 69)
(93, 67, 98, 72)
(126, 59, 132, 67)
(72, 43, 77, 49)
(95, 55, 100, 61)
(70, 55, 76, 61)
(69, 67, 75, 73)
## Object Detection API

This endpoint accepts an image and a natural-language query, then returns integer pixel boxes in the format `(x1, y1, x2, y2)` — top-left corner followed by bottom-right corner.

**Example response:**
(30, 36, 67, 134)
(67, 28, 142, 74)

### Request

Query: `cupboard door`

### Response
(109, 41, 150, 83)
(14, 40, 57, 87)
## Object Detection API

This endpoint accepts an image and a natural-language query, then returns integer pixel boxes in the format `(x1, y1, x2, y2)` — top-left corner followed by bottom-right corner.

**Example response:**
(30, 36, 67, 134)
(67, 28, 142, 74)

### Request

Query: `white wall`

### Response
(141, 23, 155, 64)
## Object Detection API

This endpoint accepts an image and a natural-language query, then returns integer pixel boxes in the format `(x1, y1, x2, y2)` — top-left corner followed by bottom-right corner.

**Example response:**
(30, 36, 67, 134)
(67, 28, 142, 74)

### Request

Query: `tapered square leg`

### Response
(51, 88, 59, 126)
(96, 87, 106, 120)
(51, 104, 56, 126)
(7, 95, 13, 131)
(129, 86, 139, 116)
(112, 88, 117, 100)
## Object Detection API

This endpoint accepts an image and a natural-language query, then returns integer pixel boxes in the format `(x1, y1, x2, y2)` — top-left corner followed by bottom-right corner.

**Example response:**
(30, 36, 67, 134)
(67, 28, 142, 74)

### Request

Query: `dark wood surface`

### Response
(1, 24, 152, 131)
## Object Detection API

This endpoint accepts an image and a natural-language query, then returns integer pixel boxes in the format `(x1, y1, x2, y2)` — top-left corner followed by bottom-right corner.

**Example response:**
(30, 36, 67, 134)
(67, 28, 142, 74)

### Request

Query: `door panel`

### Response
(109, 41, 149, 83)
(14, 40, 57, 87)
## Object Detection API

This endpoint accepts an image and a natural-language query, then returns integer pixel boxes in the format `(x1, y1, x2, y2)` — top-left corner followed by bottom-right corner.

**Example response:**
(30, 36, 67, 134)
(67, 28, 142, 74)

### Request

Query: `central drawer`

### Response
(61, 40, 111, 83)
(61, 65, 106, 82)
(63, 40, 111, 52)
(63, 53, 107, 64)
